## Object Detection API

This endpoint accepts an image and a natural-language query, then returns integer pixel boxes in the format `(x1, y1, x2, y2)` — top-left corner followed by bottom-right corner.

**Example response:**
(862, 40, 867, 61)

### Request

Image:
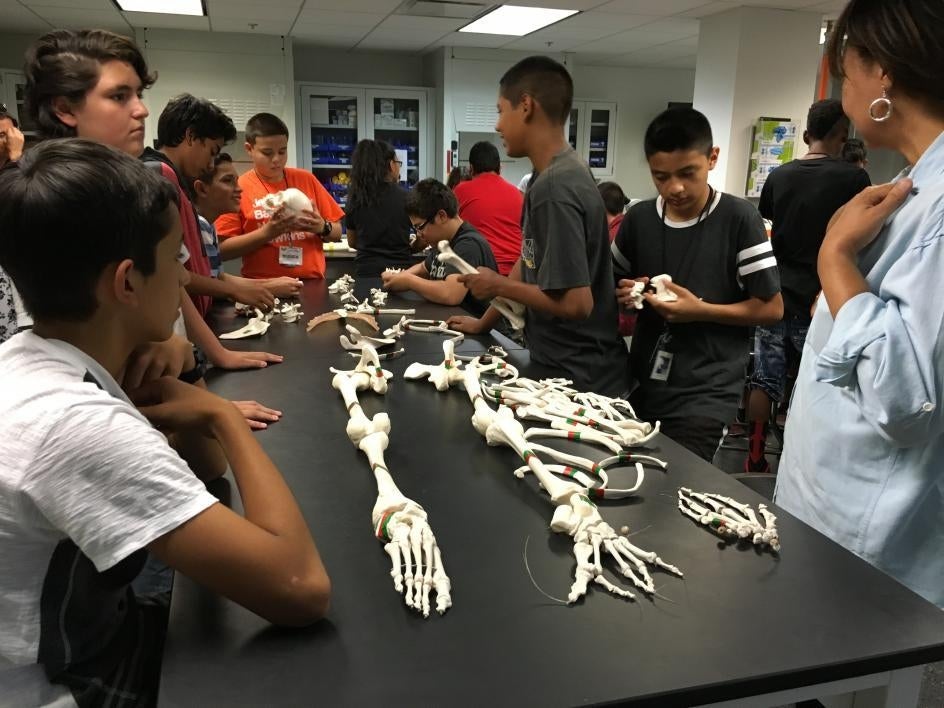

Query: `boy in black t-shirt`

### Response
(743, 99, 870, 472)
(382, 178, 497, 316)
(612, 108, 783, 461)
(447, 56, 628, 396)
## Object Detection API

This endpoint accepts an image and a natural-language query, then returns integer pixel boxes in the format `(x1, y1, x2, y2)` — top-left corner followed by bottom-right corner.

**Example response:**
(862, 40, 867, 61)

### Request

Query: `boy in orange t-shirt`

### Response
(216, 113, 344, 279)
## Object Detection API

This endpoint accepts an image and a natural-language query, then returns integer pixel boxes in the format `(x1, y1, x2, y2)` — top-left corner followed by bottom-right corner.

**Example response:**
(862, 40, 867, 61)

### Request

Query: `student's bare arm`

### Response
(459, 264, 593, 320)
(181, 293, 282, 370)
(448, 259, 521, 333)
(345, 227, 358, 249)
(144, 379, 329, 626)
(402, 273, 467, 306)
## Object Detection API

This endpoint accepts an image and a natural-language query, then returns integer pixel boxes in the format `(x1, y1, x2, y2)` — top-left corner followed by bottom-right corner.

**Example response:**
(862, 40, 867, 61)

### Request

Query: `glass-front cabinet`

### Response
(299, 83, 432, 209)
(569, 100, 617, 178)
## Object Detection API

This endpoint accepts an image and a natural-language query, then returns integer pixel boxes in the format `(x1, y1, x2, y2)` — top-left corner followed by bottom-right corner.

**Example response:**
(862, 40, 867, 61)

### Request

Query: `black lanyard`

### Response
(659, 186, 715, 287)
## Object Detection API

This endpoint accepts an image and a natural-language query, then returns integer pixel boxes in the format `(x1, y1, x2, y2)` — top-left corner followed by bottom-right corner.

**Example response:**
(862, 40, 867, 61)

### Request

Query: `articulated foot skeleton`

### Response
(330, 346, 452, 617)
(437, 240, 526, 330)
(678, 488, 780, 552)
(406, 348, 680, 602)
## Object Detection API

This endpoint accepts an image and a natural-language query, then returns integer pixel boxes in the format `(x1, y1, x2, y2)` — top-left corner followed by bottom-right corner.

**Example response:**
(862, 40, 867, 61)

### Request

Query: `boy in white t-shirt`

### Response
(0, 139, 330, 707)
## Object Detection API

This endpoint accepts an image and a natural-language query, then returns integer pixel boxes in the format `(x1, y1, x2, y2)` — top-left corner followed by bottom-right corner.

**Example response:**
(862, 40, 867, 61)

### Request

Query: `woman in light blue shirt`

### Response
(775, 0, 944, 608)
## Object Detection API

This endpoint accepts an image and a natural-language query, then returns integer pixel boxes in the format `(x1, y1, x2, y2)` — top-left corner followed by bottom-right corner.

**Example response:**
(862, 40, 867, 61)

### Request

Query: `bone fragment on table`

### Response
(307, 309, 379, 333)
(219, 308, 271, 339)
(329, 344, 392, 394)
(278, 301, 303, 323)
(436, 240, 526, 330)
(370, 288, 389, 307)
(352, 301, 417, 317)
(339, 324, 397, 352)
(403, 339, 466, 391)
(396, 319, 465, 344)
(328, 274, 355, 294)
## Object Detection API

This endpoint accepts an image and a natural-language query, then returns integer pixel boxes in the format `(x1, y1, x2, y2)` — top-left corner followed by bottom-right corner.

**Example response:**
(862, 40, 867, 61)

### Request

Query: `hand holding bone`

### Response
(437, 241, 526, 330)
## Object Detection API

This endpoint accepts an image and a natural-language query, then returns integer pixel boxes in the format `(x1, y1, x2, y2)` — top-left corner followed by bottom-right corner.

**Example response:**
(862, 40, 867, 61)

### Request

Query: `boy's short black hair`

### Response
(499, 56, 573, 126)
(406, 178, 459, 219)
(468, 141, 500, 174)
(598, 181, 629, 216)
(156, 94, 236, 149)
(644, 107, 713, 158)
(24, 29, 156, 139)
(0, 139, 179, 322)
(196, 151, 234, 185)
(806, 99, 848, 140)
(841, 138, 867, 165)
(245, 112, 289, 144)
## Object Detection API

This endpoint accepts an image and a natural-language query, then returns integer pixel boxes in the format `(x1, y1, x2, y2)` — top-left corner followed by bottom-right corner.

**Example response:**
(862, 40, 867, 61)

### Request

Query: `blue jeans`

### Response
(750, 317, 810, 402)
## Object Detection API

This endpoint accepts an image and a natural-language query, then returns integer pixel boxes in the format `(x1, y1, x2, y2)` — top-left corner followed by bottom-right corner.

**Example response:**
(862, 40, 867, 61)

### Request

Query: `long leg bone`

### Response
(334, 375, 452, 617)
(436, 240, 526, 330)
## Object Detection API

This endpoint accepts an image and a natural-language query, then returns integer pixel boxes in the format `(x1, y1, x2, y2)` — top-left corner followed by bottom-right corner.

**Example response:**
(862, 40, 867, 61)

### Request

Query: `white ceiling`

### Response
(4, 0, 847, 68)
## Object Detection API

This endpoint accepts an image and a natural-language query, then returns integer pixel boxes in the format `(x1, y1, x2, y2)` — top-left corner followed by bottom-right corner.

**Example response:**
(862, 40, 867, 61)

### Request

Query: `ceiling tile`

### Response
(300, 0, 402, 13)
(633, 17, 700, 35)
(0, 2, 53, 32)
(207, 0, 301, 21)
(29, 7, 129, 32)
(377, 15, 463, 32)
(22, 0, 115, 8)
(293, 11, 387, 28)
(554, 11, 653, 31)
(122, 11, 211, 30)
(503, 0, 615, 10)
(210, 18, 293, 33)
(434, 31, 512, 48)
(594, 0, 709, 15)
(678, 1, 738, 17)
(569, 27, 686, 52)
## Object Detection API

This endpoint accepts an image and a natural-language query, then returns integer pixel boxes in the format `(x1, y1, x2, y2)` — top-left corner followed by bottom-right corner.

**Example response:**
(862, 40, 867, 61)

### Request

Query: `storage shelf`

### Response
(373, 126, 418, 132)
(589, 147, 608, 152)
(312, 163, 352, 168)
(311, 123, 357, 129)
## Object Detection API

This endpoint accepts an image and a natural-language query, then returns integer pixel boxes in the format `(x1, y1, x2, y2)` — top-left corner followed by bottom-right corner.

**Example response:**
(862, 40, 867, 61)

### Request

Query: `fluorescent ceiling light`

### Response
(115, 0, 205, 16)
(460, 5, 578, 36)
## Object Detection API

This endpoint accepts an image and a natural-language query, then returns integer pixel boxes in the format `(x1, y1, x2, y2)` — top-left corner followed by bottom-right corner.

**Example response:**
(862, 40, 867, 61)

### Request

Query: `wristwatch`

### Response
(178, 346, 208, 384)
(321, 220, 333, 238)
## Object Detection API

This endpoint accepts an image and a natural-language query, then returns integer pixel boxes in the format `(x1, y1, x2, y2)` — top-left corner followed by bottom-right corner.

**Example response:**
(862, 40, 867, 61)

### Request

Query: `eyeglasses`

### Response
(411, 217, 432, 233)
(394, 159, 403, 166)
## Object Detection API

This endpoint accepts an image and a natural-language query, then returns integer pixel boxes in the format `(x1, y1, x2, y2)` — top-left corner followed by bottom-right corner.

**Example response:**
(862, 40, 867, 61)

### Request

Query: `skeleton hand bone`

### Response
(437, 240, 526, 330)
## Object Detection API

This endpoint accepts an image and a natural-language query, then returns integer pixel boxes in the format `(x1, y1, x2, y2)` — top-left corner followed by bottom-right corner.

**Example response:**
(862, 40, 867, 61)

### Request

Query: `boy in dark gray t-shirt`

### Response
(447, 56, 628, 396)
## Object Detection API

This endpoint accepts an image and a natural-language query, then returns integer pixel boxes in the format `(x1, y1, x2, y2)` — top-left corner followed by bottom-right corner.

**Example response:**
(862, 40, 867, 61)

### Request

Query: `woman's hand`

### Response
(822, 178, 913, 256)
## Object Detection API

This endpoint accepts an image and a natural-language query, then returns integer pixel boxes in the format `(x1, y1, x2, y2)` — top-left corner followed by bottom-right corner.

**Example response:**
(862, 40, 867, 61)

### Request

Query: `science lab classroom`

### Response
(0, 0, 942, 706)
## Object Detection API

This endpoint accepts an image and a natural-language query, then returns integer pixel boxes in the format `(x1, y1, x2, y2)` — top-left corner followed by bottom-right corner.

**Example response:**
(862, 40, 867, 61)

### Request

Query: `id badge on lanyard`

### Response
(649, 327, 674, 382)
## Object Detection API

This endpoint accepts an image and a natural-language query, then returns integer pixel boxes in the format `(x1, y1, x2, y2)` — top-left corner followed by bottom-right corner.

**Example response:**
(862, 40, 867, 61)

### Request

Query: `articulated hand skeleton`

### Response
(406, 349, 681, 602)
(678, 488, 780, 552)
(330, 349, 452, 617)
(436, 240, 526, 330)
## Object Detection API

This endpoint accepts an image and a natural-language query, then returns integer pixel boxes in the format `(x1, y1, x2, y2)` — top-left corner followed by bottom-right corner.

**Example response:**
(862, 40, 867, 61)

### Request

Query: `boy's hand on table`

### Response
(210, 347, 284, 370)
(122, 335, 194, 390)
(232, 400, 283, 430)
(380, 270, 410, 292)
(232, 280, 276, 311)
(643, 281, 705, 323)
(457, 267, 502, 299)
(131, 377, 240, 434)
(446, 315, 487, 335)
(264, 277, 303, 297)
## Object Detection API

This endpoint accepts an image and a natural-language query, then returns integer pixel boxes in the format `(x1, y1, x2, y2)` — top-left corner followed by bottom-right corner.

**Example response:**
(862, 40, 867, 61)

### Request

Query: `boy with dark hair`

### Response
(841, 137, 868, 168)
(449, 56, 628, 396)
(382, 178, 497, 315)
(0, 139, 329, 706)
(453, 141, 523, 276)
(142, 94, 278, 314)
(612, 107, 783, 461)
(216, 112, 344, 280)
(743, 99, 870, 472)
(192, 153, 303, 297)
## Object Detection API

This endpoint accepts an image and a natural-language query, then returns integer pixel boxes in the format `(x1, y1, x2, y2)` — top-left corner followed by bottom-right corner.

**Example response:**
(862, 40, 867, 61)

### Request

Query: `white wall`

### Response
(694, 7, 822, 195)
(572, 64, 696, 199)
(295, 45, 426, 87)
(135, 29, 296, 165)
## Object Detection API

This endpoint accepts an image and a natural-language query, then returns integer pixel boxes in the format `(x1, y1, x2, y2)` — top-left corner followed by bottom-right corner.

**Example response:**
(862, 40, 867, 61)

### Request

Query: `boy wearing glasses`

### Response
(381, 178, 497, 316)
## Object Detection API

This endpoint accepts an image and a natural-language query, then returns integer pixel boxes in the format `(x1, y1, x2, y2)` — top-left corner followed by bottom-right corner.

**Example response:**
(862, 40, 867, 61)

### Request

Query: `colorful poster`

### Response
(746, 117, 797, 197)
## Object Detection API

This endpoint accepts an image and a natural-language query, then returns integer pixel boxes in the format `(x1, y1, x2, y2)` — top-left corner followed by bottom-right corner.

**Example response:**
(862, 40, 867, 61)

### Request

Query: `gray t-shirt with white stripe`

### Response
(611, 192, 780, 422)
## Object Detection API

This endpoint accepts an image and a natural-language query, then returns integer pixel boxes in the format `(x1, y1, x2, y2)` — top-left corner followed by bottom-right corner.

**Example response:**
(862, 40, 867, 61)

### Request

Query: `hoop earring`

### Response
(869, 88, 893, 123)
